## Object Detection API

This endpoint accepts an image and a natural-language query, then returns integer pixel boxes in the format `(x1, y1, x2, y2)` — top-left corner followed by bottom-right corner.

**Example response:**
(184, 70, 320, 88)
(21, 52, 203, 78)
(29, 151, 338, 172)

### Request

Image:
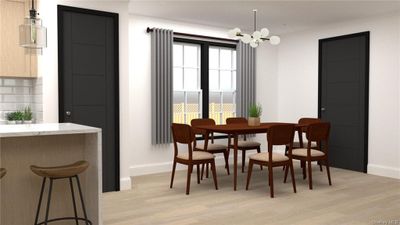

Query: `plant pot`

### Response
(23, 120, 33, 124)
(7, 120, 16, 125)
(248, 117, 260, 126)
(16, 120, 23, 124)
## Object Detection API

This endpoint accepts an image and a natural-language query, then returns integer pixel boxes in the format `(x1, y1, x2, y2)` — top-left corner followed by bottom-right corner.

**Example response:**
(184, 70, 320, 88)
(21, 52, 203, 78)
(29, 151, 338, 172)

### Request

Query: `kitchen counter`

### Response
(0, 123, 102, 225)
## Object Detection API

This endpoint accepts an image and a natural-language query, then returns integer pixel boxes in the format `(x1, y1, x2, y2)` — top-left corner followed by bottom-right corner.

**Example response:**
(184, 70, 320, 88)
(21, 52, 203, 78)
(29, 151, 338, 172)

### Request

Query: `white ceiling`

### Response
(129, 1, 400, 34)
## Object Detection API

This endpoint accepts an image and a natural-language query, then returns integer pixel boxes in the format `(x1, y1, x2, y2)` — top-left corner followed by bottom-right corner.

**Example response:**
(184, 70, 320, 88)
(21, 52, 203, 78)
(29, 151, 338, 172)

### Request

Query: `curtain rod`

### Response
(146, 27, 238, 43)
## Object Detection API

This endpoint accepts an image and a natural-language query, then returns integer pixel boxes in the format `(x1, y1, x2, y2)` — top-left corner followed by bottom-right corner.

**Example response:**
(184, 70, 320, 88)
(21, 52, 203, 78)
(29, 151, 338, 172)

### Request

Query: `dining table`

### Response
(198, 122, 305, 191)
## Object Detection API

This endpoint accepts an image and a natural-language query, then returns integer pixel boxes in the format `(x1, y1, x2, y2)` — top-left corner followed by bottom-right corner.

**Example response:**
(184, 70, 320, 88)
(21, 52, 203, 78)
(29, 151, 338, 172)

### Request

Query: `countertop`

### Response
(0, 123, 101, 138)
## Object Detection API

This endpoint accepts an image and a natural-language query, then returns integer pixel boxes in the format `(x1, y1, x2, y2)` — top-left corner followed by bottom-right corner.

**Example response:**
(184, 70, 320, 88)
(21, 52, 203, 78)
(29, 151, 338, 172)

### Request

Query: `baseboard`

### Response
(120, 177, 132, 190)
(368, 164, 400, 179)
(130, 156, 228, 177)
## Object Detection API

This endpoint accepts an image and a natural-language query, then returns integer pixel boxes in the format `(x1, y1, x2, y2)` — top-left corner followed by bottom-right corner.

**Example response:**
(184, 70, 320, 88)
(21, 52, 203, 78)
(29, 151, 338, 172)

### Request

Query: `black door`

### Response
(58, 5, 119, 192)
(319, 32, 369, 173)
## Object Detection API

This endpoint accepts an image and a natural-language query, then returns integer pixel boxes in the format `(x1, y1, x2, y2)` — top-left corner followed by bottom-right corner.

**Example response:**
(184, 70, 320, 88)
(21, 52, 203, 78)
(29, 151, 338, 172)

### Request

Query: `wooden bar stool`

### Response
(0, 168, 6, 179)
(30, 160, 92, 225)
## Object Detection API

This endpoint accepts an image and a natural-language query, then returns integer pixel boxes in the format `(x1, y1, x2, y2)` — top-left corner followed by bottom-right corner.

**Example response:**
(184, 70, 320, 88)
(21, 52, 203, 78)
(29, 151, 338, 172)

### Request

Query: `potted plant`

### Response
(6, 112, 17, 124)
(14, 111, 24, 124)
(23, 106, 33, 124)
(248, 103, 262, 126)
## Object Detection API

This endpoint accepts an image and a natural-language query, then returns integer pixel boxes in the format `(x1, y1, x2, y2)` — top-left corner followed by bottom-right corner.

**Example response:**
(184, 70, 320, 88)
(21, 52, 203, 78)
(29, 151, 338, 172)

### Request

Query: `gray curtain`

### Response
(151, 28, 173, 144)
(236, 42, 256, 118)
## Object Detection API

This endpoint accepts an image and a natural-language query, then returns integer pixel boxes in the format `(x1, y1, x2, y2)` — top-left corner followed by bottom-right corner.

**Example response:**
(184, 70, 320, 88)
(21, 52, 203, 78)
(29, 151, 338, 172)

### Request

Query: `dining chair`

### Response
(285, 122, 332, 190)
(284, 117, 323, 175)
(170, 123, 218, 195)
(246, 124, 297, 198)
(226, 117, 262, 173)
(191, 118, 230, 178)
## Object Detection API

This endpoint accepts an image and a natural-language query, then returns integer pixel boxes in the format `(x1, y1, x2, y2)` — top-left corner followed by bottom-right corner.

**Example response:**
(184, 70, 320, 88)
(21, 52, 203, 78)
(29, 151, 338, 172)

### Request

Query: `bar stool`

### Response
(30, 160, 92, 225)
(0, 168, 6, 179)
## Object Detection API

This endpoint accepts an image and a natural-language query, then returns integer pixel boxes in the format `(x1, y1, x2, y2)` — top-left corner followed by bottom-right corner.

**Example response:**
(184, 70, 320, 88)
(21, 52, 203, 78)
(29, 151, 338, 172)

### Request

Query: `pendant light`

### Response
(228, 9, 280, 48)
(19, 0, 47, 54)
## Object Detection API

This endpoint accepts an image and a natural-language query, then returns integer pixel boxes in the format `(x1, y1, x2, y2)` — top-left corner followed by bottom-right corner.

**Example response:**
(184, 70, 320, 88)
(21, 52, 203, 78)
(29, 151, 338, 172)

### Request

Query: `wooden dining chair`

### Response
(191, 118, 230, 177)
(285, 122, 332, 190)
(226, 117, 262, 173)
(284, 118, 322, 174)
(170, 123, 218, 195)
(246, 124, 297, 198)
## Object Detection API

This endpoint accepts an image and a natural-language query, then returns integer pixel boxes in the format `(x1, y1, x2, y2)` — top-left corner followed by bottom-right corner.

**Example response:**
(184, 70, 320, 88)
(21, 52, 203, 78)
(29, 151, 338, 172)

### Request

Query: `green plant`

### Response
(6, 112, 17, 121)
(248, 103, 262, 117)
(14, 111, 24, 121)
(23, 106, 33, 121)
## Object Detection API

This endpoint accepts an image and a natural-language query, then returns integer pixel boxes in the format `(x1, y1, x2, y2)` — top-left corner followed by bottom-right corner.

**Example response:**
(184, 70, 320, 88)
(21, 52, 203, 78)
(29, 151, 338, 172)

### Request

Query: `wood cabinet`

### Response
(0, 0, 37, 78)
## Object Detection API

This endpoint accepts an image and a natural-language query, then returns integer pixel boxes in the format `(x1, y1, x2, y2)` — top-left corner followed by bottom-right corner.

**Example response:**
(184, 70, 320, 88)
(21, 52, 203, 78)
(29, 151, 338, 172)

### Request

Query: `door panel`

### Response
(58, 6, 119, 192)
(319, 32, 369, 172)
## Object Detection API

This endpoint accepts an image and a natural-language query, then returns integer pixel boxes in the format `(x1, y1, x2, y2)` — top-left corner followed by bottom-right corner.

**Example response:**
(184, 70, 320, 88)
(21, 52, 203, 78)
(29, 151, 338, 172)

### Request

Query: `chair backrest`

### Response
(298, 117, 321, 132)
(191, 118, 215, 134)
(171, 123, 195, 160)
(306, 122, 330, 143)
(226, 117, 247, 124)
(267, 124, 296, 146)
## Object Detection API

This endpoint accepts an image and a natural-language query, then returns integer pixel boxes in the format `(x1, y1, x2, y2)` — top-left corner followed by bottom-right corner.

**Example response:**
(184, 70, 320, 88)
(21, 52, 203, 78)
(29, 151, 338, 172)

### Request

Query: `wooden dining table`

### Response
(198, 122, 304, 191)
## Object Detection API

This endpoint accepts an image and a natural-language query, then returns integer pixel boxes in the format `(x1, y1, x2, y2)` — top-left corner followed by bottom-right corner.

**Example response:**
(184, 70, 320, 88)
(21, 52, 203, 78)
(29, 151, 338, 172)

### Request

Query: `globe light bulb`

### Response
(252, 31, 261, 40)
(241, 34, 252, 44)
(250, 39, 258, 48)
(228, 29, 237, 38)
(269, 35, 281, 45)
(260, 28, 270, 37)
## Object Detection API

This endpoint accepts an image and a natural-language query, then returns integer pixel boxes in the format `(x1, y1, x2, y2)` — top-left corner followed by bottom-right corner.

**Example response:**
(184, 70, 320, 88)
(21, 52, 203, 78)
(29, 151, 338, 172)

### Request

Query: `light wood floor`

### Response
(103, 164, 400, 225)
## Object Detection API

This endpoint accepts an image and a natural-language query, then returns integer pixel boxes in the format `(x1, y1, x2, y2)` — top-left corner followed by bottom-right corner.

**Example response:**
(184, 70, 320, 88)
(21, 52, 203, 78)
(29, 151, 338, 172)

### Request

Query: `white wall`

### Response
(275, 13, 400, 179)
(39, 0, 131, 189)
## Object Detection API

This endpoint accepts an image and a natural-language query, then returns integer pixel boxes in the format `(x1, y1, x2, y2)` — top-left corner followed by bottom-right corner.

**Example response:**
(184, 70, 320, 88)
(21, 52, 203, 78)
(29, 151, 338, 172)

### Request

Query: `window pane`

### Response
(220, 70, 232, 91)
(232, 71, 236, 90)
(220, 49, 232, 70)
(184, 68, 198, 90)
(209, 69, 219, 91)
(173, 91, 185, 123)
(173, 44, 183, 67)
(209, 92, 221, 124)
(222, 92, 235, 123)
(209, 48, 219, 69)
(232, 50, 236, 69)
(184, 45, 198, 68)
(186, 92, 201, 124)
(173, 68, 183, 90)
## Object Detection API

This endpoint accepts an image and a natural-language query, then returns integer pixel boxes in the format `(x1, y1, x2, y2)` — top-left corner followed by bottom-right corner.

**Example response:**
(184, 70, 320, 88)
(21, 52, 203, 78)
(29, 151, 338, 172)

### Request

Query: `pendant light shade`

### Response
(19, 0, 47, 54)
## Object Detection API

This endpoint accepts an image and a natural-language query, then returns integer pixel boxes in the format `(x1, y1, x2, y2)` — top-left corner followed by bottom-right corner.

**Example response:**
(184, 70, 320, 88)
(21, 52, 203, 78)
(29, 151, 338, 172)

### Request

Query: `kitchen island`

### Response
(0, 123, 102, 225)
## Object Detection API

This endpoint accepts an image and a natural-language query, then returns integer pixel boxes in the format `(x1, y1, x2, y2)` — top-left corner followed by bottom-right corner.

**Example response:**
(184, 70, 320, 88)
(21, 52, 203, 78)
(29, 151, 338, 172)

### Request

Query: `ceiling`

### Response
(129, 1, 400, 35)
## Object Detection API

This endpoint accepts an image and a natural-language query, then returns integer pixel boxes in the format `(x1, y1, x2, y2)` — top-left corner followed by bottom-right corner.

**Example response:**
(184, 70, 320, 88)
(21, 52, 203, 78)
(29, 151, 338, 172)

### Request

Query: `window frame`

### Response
(174, 37, 237, 121)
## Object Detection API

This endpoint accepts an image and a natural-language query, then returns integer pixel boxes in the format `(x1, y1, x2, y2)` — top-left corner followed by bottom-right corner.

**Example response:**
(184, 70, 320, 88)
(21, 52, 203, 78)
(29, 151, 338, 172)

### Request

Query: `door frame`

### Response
(318, 31, 370, 172)
(57, 5, 120, 190)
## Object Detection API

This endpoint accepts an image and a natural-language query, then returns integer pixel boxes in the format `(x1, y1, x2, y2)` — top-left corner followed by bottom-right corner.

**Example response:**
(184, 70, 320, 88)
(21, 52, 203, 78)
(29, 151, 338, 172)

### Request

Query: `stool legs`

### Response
(69, 177, 79, 225)
(34, 178, 46, 225)
(44, 178, 54, 225)
(76, 175, 90, 225)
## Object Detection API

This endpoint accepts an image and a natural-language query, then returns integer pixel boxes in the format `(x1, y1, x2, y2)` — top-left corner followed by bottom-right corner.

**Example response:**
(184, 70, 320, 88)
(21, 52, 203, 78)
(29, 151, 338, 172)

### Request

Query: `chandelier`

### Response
(228, 9, 280, 48)
(19, 0, 47, 54)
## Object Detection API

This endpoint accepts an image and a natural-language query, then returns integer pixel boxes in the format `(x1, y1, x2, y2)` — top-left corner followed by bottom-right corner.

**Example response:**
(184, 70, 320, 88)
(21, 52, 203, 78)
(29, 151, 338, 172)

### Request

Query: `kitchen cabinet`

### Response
(0, 0, 37, 78)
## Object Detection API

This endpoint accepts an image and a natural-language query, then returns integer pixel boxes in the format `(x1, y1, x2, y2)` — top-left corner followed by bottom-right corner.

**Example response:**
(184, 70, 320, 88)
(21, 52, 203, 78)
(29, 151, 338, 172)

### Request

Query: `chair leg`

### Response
(224, 150, 230, 175)
(206, 163, 209, 178)
(201, 163, 205, 180)
(269, 165, 274, 198)
(196, 164, 200, 184)
(210, 160, 218, 190)
(326, 159, 332, 185)
(170, 160, 177, 188)
(242, 151, 246, 173)
(75, 176, 90, 225)
(307, 160, 313, 190)
(69, 177, 79, 225)
(34, 178, 46, 225)
(302, 161, 307, 179)
(186, 165, 193, 195)
(257, 147, 263, 170)
(246, 160, 254, 190)
(290, 161, 297, 193)
(44, 178, 54, 225)
(318, 161, 323, 172)
(284, 164, 289, 183)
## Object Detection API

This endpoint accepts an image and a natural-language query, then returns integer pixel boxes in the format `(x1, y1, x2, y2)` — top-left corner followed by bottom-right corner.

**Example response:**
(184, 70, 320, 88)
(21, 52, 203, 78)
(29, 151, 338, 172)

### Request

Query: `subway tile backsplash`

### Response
(0, 77, 43, 123)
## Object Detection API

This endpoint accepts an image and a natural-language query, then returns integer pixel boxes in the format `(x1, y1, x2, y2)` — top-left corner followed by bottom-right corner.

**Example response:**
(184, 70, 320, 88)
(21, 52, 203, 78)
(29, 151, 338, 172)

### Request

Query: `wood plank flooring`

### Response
(103, 164, 400, 225)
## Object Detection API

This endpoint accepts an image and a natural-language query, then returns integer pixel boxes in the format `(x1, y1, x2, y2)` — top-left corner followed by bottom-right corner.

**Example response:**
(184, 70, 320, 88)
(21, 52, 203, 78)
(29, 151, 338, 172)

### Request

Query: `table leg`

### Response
(233, 134, 238, 191)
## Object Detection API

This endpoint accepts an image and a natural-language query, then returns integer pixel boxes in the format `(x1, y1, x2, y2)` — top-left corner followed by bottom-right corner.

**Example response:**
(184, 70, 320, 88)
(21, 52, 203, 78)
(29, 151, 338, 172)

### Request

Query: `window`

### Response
(173, 39, 237, 125)
(173, 43, 202, 124)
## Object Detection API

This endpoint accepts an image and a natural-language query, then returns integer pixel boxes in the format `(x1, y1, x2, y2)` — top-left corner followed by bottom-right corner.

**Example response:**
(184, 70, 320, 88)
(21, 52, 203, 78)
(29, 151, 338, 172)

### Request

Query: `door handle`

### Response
(65, 111, 72, 117)
(321, 107, 326, 112)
